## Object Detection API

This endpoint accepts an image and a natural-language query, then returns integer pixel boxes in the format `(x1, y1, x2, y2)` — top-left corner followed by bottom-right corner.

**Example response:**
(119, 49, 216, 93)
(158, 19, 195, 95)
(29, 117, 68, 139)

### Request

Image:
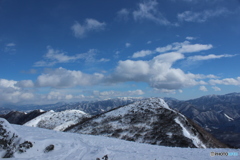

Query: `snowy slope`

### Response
(67, 98, 227, 148)
(8, 124, 240, 160)
(0, 118, 33, 158)
(24, 110, 89, 131)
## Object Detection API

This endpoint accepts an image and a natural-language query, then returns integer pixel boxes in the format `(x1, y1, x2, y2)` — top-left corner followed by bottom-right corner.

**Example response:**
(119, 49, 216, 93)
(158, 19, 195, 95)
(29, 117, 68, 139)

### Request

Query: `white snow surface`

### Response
(7, 124, 239, 160)
(174, 117, 206, 149)
(103, 97, 174, 117)
(0, 118, 25, 146)
(224, 113, 234, 121)
(24, 110, 88, 131)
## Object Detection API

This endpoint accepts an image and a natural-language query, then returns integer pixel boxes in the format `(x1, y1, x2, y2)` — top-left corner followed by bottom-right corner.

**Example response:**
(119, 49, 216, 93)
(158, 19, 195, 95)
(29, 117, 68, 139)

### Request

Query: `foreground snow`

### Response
(9, 125, 240, 160)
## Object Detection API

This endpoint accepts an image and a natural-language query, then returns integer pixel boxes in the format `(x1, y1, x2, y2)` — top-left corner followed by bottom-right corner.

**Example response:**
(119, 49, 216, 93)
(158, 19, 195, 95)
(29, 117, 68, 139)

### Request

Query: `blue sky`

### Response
(0, 0, 240, 105)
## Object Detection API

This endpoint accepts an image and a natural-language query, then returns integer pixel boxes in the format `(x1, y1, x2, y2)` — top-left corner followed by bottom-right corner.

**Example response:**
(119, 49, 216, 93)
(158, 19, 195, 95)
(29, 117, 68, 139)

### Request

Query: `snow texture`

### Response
(67, 98, 227, 148)
(7, 124, 239, 160)
(224, 114, 234, 121)
(24, 110, 89, 131)
(0, 118, 32, 158)
(174, 117, 206, 148)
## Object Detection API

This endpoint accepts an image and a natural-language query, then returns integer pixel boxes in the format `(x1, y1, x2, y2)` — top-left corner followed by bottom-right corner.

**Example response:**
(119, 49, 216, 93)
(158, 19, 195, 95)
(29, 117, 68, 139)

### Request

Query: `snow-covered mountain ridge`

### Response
(24, 110, 89, 131)
(66, 98, 227, 148)
(1, 118, 239, 159)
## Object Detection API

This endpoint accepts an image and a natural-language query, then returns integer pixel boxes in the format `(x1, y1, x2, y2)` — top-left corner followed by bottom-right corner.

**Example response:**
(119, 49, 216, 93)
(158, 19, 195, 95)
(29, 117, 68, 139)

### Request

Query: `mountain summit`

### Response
(65, 98, 227, 148)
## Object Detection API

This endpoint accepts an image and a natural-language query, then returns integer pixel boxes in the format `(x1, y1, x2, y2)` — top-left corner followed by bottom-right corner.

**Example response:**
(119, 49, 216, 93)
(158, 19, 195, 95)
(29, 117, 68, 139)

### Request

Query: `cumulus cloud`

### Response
(199, 86, 208, 92)
(188, 54, 236, 61)
(36, 67, 104, 88)
(109, 52, 212, 90)
(0, 79, 35, 105)
(132, 50, 153, 58)
(71, 18, 106, 38)
(16, 80, 34, 88)
(0, 79, 18, 89)
(212, 86, 221, 91)
(178, 8, 230, 23)
(133, 0, 170, 25)
(209, 77, 240, 85)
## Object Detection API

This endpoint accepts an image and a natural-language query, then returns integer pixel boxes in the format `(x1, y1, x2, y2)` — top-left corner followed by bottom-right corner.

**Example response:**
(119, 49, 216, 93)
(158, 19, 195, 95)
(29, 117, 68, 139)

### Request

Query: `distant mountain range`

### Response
(1, 92, 240, 148)
(165, 92, 240, 148)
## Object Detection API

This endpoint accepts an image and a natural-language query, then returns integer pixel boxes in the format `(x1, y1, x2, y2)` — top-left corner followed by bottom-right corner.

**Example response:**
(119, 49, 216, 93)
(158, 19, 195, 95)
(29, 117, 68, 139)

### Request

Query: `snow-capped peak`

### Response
(24, 109, 89, 131)
(67, 98, 226, 148)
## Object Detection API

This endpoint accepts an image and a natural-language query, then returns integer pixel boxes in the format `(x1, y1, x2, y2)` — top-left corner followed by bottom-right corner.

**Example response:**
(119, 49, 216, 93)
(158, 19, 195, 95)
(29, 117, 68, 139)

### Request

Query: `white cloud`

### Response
(199, 86, 208, 92)
(37, 91, 89, 104)
(178, 8, 230, 23)
(20, 93, 34, 100)
(209, 77, 240, 85)
(16, 80, 34, 88)
(154, 88, 177, 94)
(0, 79, 18, 89)
(176, 42, 213, 53)
(212, 86, 221, 91)
(44, 46, 78, 63)
(134, 41, 213, 58)
(93, 89, 144, 98)
(98, 58, 110, 62)
(186, 37, 196, 40)
(71, 18, 106, 38)
(125, 43, 131, 48)
(113, 60, 150, 81)
(109, 52, 210, 90)
(114, 51, 120, 59)
(0, 79, 35, 105)
(156, 41, 212, 54)
(188, 54, 236, 61)
(6, 43, 16, 47)
(155, 45, 173, 53)
(133, 0, 170, 25)
(34, 47, 102, 67)
(117, 8, 130, 21)
(36, 67, 104, 88)
(147, 41, 152, 44)
(65, 94, 73, 100)
(4, 43, 16, 53)
(132, 50, 153, 58)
